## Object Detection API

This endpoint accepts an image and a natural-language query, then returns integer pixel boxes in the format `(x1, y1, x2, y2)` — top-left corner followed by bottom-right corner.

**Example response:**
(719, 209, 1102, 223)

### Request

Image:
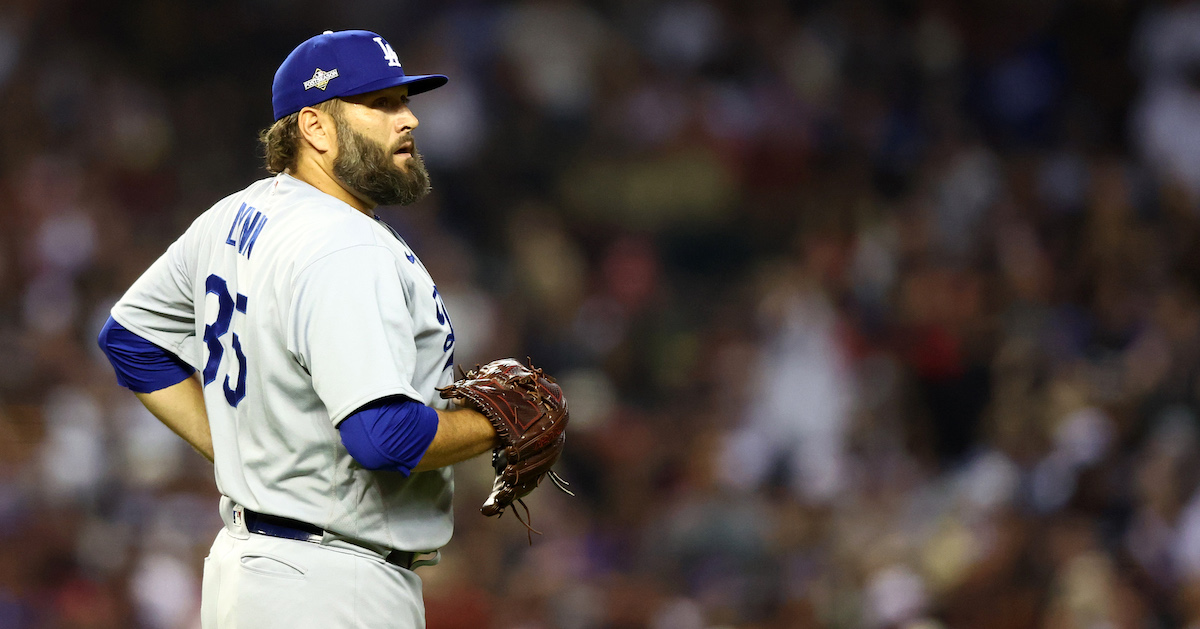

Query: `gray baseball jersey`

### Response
(112, 173, 456, 552)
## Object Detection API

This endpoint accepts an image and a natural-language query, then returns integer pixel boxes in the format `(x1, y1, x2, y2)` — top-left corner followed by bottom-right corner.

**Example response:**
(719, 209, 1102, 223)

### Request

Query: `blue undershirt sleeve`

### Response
(338, 397, 439, 476)
(97, 316, 196, 394)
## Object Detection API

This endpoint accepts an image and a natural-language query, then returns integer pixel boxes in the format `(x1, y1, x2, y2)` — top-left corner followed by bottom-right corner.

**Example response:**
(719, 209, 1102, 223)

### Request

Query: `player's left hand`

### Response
(438, 358, 572, 539)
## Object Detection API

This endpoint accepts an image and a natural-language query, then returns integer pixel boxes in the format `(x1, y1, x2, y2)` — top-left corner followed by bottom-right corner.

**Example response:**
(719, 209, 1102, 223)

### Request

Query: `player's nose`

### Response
(396, 107, 418, 133)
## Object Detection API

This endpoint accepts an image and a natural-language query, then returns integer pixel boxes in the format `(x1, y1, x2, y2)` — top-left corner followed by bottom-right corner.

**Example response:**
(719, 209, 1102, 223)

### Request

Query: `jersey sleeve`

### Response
(288, 245, 425, 425)
(98, 316, 196, 393)
(110, 231, 201, 369)
(338, 397, 439, 475)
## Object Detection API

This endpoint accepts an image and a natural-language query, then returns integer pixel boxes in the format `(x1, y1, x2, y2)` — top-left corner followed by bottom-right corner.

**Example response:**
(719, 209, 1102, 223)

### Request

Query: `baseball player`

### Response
(97, 30, 499, 627)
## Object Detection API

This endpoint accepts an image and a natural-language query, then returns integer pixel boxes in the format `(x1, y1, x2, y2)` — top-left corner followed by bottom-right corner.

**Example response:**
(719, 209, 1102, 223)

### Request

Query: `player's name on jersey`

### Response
(224, 203, 269, 259)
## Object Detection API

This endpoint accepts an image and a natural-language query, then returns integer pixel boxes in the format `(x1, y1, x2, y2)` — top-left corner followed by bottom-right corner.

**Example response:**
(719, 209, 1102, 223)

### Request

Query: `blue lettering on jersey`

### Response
(225, 203, 269, 259)
(225, 203, 250, 245)
(432, 286, 455, 353)
(203, 273, 250, 408)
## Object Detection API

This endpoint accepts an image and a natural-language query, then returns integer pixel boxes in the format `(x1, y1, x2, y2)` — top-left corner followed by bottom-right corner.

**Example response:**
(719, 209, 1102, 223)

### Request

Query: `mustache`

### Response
(391, 134, 417, 153)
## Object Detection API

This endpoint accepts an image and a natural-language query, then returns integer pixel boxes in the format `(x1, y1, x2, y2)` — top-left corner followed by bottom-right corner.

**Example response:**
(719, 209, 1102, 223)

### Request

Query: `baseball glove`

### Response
(439, 358, 572, 538)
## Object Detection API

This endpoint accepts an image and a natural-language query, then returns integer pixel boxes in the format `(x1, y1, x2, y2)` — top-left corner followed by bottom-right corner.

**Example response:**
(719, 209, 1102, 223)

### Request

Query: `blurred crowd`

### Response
(8, 0, 1200, 627)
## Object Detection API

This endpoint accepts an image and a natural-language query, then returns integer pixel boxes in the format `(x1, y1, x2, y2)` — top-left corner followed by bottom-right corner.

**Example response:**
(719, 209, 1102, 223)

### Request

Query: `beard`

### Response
(331, 115, 431, 207)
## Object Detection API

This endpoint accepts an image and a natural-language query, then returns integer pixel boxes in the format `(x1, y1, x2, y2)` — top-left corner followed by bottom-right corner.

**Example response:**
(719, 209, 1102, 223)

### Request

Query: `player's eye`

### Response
(371, 96, 409, 111)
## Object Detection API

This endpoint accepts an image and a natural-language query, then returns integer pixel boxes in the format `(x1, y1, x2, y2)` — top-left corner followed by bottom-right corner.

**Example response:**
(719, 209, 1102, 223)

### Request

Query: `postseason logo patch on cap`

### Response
(303, 68, 339, 91)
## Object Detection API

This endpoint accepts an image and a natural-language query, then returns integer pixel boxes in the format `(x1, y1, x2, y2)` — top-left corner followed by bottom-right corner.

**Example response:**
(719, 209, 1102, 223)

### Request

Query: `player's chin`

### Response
(392, 152, 413, 168)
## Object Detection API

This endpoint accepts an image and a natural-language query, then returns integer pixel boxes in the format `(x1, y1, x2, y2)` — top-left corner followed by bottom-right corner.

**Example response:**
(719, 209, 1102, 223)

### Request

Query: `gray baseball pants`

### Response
(200, 497, 426, 628)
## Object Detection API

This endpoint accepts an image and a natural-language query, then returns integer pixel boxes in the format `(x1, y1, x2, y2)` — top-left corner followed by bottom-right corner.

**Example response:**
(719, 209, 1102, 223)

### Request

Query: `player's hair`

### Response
(258, 99, 344, 174)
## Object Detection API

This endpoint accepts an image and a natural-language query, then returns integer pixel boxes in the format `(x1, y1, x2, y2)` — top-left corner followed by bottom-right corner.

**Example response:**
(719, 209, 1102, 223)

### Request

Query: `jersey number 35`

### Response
(203, 274, 249, 408)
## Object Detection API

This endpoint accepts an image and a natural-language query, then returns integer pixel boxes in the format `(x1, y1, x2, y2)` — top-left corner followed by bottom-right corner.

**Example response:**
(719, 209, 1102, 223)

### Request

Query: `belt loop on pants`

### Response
(239, 507, 434, 570)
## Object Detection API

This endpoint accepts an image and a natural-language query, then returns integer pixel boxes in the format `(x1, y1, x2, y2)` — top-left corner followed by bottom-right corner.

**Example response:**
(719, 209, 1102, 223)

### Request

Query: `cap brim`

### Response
(341, 74, 449, 99)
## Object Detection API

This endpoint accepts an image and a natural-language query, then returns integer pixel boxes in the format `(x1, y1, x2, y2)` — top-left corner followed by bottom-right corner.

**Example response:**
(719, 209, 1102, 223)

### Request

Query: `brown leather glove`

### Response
(439, 358, 572, 536)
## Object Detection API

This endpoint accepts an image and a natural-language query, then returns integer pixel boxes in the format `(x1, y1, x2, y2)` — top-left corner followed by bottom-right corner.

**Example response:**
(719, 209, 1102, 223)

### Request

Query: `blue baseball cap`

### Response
(272, 30, 448, 120)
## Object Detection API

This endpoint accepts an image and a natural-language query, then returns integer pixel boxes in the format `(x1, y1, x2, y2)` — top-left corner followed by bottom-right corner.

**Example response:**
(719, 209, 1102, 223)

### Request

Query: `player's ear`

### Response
(297, 106, 335, 155)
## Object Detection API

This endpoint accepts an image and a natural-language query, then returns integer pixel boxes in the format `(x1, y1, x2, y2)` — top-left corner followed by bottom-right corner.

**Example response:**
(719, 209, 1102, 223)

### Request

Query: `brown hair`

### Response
(258, 99, 342, 174)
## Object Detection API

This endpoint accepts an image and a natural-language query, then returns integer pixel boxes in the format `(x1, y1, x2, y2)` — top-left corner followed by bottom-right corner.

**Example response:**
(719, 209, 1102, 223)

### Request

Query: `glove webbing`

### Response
(499, 465, 574, 545)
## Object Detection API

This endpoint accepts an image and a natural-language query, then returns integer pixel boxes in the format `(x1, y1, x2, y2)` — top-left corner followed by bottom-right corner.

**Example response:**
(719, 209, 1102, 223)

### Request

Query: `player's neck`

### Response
(288, 160, 377, 217)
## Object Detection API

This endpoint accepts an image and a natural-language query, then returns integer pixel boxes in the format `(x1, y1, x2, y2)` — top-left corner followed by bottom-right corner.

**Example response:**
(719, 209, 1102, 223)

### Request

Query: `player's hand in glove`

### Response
(439, 358, 572, 539)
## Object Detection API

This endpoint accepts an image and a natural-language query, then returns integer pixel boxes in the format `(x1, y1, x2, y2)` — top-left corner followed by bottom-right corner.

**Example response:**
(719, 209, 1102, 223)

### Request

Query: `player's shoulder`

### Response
(265, 174, 397, 264)
(187, 176, 277, 226)
(209, 176, 278, 212)
(192, 173, 399, 271)
(174, 176, 278, 248)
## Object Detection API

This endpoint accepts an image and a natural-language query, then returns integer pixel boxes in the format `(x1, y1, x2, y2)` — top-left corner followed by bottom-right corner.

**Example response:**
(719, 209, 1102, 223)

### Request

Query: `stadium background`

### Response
(3, 0, 1200, 627)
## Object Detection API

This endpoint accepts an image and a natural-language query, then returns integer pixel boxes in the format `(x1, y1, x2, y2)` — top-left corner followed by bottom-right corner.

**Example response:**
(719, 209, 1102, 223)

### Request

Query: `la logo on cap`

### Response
(374, 36, 401, 68)
(303, 68, 339, 91)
